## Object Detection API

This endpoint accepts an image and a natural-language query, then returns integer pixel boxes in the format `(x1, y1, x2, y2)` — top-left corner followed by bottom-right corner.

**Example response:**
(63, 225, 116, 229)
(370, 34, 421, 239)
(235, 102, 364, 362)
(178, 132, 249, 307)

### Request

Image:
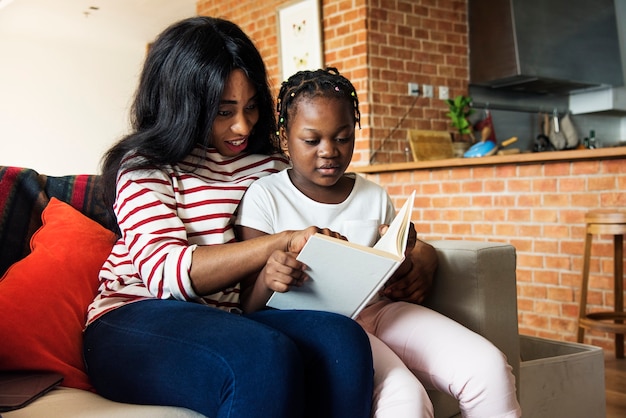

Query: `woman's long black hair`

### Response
(100, 16, 278, 230)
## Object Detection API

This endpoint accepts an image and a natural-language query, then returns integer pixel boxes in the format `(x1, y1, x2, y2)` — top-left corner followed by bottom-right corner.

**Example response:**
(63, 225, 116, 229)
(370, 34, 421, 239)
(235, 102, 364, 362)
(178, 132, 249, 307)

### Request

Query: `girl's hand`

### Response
(379, 222, 437, 304)
(259, 250, 308, 293)
(265, 226, 346, 292)
(382, 249, 433, 304)
(237, 225, 346, 313)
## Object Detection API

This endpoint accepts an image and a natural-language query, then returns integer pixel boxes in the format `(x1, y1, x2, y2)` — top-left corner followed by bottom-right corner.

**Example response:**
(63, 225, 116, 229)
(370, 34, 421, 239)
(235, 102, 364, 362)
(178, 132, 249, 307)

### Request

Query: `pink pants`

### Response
(358, 299, 521, 418)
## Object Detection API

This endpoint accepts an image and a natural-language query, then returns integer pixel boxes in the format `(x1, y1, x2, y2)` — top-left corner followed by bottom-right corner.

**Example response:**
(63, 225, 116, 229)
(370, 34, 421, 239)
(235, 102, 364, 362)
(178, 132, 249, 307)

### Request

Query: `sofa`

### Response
(0, 165, 520, 418)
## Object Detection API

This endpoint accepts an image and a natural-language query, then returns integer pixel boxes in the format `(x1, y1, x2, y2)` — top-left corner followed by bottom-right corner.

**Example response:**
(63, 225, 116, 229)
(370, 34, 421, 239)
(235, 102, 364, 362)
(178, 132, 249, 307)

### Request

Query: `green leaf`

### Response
(445, 95, 474, 135)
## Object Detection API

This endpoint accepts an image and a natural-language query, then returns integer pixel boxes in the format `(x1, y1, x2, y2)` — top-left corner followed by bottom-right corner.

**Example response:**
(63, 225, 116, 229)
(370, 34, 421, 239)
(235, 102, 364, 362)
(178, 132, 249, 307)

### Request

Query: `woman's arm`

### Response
(115, 167, 318, 301)
(189, 228, 310, 297)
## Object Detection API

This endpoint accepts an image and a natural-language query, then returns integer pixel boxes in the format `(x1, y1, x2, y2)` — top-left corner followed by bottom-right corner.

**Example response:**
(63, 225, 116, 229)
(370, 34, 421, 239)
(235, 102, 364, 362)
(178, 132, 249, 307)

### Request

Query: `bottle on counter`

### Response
(588, 130, 597, 149)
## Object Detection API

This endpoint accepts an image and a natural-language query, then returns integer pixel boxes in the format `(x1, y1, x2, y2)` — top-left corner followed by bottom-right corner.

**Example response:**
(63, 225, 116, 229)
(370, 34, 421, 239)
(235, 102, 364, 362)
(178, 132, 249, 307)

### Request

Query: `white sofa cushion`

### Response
(3, 387, 206, 418)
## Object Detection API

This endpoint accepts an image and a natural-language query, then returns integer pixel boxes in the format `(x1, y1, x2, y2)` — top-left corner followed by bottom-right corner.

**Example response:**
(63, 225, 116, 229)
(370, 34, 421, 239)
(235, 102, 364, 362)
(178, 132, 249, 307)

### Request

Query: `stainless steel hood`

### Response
(469, 0, 624, 95)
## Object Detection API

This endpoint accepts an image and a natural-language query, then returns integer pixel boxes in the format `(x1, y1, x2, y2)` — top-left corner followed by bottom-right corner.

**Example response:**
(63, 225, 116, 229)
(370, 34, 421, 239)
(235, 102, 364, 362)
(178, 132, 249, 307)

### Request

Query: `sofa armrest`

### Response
(423, 240, 520, 382)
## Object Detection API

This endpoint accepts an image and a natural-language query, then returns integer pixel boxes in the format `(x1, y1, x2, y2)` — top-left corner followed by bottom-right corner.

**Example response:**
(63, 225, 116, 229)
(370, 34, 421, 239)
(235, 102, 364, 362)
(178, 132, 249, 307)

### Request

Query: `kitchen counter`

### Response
(352, 146, 626, 174)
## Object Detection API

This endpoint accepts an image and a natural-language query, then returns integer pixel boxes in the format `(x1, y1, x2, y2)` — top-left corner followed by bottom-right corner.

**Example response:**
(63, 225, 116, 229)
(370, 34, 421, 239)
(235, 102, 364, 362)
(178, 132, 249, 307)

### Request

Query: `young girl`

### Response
(236, 67, 522, 418)
(83, 19, 374, 418)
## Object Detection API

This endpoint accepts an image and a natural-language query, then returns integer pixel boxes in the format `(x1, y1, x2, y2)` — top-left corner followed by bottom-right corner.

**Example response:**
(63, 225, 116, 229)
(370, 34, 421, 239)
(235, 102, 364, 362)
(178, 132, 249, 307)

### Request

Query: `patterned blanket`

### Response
(0, 166, 111, 276)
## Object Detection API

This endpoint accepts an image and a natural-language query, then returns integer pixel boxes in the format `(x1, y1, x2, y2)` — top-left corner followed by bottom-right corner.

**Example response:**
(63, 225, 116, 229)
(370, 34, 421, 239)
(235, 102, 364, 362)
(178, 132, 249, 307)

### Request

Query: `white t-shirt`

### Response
(236, 169, 395, 247)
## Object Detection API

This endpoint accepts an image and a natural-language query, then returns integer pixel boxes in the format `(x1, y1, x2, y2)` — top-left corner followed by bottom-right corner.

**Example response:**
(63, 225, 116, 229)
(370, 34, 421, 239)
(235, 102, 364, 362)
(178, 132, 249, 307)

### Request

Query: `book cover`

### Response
(266, 191, 415, 318)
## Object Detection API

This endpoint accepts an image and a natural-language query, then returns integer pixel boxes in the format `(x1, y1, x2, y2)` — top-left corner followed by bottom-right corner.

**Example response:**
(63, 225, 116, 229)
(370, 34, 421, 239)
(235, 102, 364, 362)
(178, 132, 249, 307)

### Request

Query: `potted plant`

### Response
(445, 95, 476, 143)
(445, 95, 476, 157)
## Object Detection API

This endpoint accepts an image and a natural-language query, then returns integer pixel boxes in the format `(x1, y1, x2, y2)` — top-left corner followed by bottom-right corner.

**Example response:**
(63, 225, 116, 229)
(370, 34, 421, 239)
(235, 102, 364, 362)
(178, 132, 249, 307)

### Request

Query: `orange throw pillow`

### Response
(0, 198, 115, 391)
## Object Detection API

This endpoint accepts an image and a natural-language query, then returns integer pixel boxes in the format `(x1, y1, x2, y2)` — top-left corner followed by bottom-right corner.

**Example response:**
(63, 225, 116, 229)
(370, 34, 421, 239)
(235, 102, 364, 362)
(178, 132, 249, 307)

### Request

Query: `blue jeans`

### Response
(83, 299, 373, 418)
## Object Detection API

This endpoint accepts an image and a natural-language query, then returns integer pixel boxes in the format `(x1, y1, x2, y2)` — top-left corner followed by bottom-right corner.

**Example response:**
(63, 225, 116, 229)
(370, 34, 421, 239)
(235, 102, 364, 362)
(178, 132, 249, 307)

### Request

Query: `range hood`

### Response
(570, 86, 626, 115)
(469, 0, 624, 95)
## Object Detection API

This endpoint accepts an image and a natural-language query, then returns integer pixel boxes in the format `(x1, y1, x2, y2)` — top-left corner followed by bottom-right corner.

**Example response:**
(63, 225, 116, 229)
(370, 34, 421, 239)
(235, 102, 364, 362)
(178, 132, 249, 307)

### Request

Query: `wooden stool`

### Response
(577, 210, 626, 358)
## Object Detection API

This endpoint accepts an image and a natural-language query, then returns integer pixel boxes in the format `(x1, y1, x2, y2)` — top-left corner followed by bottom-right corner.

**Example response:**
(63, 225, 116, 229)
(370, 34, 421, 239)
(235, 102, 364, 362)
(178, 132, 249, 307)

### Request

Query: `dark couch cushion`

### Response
(0, 166, 110, 276)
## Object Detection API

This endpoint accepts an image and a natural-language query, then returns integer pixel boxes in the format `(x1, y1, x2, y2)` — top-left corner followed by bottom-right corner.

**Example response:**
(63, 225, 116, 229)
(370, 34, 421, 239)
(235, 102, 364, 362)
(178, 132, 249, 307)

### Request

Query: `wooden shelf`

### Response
(351, 146, 626, 174)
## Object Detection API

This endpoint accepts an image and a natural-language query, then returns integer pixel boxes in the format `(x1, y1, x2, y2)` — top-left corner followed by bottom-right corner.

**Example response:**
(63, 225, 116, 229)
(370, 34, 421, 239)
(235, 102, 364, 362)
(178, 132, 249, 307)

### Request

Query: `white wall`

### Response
(0, 1, 196, 175)
(0, 35, 141, 175)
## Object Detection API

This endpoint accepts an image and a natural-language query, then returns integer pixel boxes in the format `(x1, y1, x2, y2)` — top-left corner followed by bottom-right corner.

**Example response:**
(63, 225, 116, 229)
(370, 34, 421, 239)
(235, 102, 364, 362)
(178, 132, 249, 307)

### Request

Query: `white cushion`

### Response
(3, 387, 206, 418)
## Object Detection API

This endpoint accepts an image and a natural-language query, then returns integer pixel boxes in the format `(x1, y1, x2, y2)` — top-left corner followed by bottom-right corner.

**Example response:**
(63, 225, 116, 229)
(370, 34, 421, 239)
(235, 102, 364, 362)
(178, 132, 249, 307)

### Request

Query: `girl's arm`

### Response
(235, 225, 309, 313)
(235, 225, 345, 313)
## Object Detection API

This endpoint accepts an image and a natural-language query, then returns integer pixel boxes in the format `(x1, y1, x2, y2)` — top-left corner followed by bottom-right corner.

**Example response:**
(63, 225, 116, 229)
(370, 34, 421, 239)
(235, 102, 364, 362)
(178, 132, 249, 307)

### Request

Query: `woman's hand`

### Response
(286, 226, 347, 253)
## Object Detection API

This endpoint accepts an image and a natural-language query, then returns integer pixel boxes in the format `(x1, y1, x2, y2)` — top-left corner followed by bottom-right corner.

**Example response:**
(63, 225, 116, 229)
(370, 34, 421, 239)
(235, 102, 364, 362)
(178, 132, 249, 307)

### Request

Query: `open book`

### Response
(266, 191, 415, 318)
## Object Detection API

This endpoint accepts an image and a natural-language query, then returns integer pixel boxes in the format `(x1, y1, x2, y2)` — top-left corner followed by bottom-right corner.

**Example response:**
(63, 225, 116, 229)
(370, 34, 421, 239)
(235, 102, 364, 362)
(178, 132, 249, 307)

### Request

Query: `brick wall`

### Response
(196, 0, 468, 165)
(366, 0, 468, 165)
(363, 157, 626, 350)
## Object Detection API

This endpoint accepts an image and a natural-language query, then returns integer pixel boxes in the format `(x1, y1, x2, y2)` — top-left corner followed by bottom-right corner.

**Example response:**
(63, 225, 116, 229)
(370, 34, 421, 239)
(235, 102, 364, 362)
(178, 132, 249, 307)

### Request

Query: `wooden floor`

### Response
(605, 353, 626, 417)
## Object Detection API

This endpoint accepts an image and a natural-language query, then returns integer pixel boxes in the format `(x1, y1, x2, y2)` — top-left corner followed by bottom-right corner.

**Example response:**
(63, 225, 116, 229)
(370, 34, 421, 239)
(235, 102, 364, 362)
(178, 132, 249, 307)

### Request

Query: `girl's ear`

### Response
(279, 127, 289, 157)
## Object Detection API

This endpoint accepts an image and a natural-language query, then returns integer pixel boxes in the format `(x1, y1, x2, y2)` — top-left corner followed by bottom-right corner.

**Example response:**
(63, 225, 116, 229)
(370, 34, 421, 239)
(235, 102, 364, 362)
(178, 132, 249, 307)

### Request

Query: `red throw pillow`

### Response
(0, 198, 115, 391)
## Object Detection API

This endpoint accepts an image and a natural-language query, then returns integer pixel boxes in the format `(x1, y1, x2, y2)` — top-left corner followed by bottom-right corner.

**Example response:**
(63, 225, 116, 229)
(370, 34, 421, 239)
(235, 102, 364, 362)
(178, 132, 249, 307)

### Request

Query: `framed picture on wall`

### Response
(277, 0, 324, 81)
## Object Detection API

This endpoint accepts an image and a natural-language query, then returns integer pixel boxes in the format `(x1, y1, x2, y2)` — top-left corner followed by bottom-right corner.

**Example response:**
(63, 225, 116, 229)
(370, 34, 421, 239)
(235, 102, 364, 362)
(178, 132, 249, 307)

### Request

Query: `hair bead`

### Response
(274, 67, 361, 143)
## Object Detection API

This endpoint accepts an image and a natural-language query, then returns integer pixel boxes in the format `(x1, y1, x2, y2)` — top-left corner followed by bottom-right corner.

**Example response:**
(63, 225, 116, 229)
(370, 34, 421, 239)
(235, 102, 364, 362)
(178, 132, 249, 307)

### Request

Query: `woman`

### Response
(83, 17, 374, 418)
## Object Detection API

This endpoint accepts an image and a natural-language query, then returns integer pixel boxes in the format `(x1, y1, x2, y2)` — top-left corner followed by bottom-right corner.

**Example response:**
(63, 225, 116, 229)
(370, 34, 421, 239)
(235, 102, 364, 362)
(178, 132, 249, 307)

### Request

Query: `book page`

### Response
(373, 191, 415, 256)
(308, 233, 402, 259)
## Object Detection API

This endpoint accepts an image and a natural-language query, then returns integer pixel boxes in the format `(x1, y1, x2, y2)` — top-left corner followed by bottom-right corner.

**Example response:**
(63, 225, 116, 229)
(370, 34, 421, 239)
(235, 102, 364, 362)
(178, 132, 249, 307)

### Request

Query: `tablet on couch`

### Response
(0, 371, 63, 412)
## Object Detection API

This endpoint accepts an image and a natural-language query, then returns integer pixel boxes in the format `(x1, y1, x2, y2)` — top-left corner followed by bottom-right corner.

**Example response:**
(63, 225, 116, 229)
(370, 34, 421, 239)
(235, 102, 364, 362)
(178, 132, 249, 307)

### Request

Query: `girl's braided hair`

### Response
(275, 67, 361, 139)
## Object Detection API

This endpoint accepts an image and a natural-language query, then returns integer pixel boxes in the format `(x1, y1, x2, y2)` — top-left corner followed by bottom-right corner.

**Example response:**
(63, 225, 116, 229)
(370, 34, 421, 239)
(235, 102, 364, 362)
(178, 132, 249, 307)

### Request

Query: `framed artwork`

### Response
(277, 0, 323, 81)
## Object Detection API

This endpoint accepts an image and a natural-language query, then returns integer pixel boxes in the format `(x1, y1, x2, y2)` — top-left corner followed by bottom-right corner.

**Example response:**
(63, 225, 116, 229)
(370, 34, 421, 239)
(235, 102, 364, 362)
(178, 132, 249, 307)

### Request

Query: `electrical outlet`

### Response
(439, 86, 449, 100)
(407, 82, 419, 96)
(423, 84, 433, 98)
